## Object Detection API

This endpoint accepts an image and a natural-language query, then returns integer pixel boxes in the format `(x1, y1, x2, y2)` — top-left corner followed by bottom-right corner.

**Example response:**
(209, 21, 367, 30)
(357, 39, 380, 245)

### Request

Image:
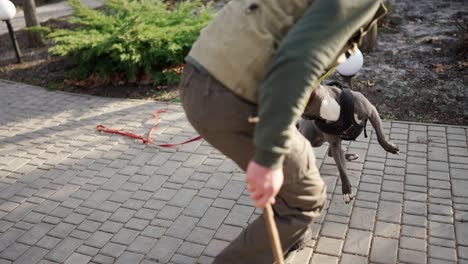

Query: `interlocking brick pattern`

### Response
(0, 80, 467, 263)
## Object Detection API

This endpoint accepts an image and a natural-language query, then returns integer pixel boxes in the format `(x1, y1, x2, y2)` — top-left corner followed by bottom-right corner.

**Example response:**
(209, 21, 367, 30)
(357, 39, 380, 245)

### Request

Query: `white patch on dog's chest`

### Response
(319, 97, 340, 121)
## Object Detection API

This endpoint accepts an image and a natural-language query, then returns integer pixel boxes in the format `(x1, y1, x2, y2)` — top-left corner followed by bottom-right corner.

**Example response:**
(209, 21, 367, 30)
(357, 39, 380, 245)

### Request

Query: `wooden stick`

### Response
(263, 204, 285, 264)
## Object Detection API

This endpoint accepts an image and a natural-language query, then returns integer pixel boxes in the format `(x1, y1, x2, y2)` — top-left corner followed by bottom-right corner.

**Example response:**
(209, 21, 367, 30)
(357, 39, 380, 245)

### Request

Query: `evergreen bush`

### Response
(44, 0, 213, 85)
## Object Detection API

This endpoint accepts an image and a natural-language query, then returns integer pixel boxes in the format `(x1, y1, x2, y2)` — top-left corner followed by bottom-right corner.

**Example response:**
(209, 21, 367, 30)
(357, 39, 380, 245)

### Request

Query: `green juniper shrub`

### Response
(43, 0, 213, 85)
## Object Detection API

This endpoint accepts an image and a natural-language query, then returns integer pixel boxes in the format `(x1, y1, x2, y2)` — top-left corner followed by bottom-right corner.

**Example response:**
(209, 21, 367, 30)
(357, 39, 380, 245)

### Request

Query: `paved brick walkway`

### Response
(0, 80, 467, 264)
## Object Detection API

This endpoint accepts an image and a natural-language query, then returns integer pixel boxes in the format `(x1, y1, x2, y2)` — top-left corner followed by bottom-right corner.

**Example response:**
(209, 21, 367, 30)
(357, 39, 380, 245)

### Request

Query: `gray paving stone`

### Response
(156, 161, 182, 176)
(92, 254, 115, 264)
(458, 246, 468, 260)
(165, 215, 198, 239)
(400, 236, 426, 252)
(147, 236, 182, 263)
(402, 214, 427, 227)
(0, 242, 29, 260)
(77, 220, 101, 233)
(168, 188, 197, 207)
(339, 253, 367, 264)
(64, 253, 93, 264)
(456, 221, 468, 246)
(171, 254, 197, 264)
(289, 247, 313, 264)
(214, 224, 243, 242)
(151, 218, 173, 228)
(36, 236, 61, 250)
(153, 188, 178, 201)
(399, 248, 427, 264)
(186, 227, 216, 246)
(48, 223, 76, 239)
(316, 237, 343, 256)
(429, 245, 457, 262)
(378, 201, 402, 224)
(76, 245, 100, 257)
(81, 190, 113, 209)
(320, 222, 348, 239)
(111, 228, 139, 245)
(382, 180, 404, 193)
(17, 222, 53, 245)
(85, 231, 113, 248)
(204, 239, 229, 257)
(183, 197, 214, 218)
(204, 172, 230, 190)
(115, 252, 144, 264)
(198, 188, 221, 199)
(88, 210, 113, 223)
(370, 237, 398, 264)
(406, 175, 428, 187)
(404, 201, 427, 216)
(124, 218, 149, 231)
(109, 207, 136, 223)
(140, 225, 165, 239)
(3, 202, 35, 222)
(407, 164, 427, 175)
(157, 205, 183, 220)
(46, 237, 82, 263)
(374, 221, 400, 238)
(127, 236, 157, 254)
(311, 253, 339, 264)
(429, 237, 456, 248)
(63, 213, 87, 225)
(430, 188, 452, 199)
(224, 204, 254, 228)
(452, 180, 468, 197)
(13, 246, 48, 264)
(402, 225, 426, 239)
(429, 179, 451, 190)
(14, 221, 34, 230)
(198, 207, 229, 230)
(343, 229, 372, 256)
(350, 207, 376, 231)
(429, 221, 455, 239)
(177, 242, 206, 257)
(218, 181, 245, 200)
(100, 242, 126, 258)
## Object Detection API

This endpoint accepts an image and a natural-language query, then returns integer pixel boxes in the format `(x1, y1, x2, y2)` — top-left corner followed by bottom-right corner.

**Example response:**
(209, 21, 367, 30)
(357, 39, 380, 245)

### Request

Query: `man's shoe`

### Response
(283, 228, 313, 264)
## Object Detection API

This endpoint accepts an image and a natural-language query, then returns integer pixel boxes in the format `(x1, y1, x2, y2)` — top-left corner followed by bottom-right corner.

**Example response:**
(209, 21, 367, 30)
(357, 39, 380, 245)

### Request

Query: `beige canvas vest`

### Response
(188, 0, 386, 103)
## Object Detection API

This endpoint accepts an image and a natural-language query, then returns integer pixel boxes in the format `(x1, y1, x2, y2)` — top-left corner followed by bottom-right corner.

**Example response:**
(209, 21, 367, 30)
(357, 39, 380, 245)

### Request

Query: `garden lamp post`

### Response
(336, 48, 364, 88)
(0, 0, 22, 63)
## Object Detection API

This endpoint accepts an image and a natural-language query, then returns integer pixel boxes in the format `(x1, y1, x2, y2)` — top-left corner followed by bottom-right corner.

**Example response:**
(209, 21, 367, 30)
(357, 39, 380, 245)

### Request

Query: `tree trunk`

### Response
(360, 23, 378, 52)
(22, 0, 46, 47)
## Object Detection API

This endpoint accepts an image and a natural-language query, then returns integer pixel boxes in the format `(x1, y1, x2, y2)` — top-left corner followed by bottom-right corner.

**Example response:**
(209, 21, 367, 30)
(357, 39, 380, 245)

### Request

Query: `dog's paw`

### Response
(345, 153, 359, 161)
(385, 142, 400, 155)
(343, 193, 354, 204)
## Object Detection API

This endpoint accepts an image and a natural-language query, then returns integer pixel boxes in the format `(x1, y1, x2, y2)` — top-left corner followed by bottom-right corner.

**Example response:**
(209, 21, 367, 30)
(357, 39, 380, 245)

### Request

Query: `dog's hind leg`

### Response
(326, 136, 354, 204)
(366, 105, 400, 155)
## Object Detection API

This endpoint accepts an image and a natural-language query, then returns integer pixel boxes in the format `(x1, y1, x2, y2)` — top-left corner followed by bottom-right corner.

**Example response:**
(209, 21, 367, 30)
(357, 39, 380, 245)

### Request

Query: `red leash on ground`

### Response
(96, 105, 202, 147)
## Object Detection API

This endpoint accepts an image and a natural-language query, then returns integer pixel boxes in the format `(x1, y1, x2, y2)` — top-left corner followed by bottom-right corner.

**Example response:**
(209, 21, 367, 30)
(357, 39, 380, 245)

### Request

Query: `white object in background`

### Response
(0, 0, 16, 20)
(336, 48, 364, 76)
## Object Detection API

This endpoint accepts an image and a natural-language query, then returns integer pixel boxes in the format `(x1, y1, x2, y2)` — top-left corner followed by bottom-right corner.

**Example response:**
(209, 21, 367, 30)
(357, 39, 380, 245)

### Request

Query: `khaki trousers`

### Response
(179, 64, 326, 263)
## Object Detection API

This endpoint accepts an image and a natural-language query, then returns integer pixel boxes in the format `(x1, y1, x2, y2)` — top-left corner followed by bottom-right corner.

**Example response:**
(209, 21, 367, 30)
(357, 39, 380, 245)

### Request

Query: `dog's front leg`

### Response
(327, 138, 354, 204)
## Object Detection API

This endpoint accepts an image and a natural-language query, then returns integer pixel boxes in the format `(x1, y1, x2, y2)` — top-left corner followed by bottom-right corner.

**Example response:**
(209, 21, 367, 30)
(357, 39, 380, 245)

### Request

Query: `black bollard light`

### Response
(1, 0, 22, 63)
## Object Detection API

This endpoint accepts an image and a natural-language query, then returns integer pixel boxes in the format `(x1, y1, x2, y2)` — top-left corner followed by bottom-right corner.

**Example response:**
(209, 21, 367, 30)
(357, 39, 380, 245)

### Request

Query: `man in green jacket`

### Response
(179, 0, 386, 262)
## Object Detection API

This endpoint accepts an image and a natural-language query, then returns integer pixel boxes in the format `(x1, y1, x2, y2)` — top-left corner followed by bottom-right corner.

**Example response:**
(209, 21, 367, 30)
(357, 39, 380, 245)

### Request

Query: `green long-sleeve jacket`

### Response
(187, 0, 386, 169)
